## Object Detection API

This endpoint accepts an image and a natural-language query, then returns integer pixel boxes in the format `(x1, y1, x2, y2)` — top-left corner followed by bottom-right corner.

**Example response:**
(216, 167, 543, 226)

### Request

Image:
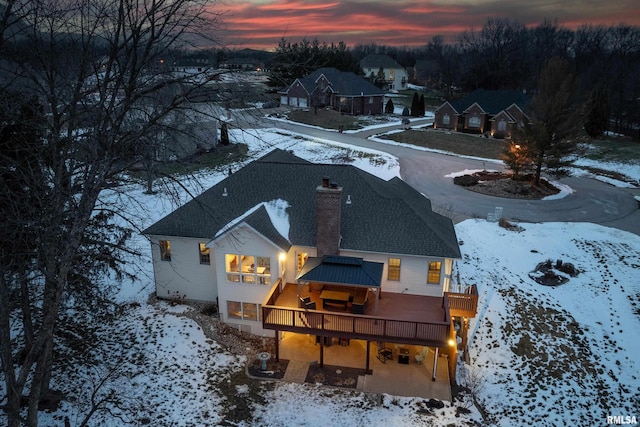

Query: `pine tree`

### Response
(515, 57, 582, 185)
(584, 84, 611, 138)
(385, 98, 394, 114)
(220, 122, 230, 145)
(419, 93, 426, 117)
(410, 92, 420, 117)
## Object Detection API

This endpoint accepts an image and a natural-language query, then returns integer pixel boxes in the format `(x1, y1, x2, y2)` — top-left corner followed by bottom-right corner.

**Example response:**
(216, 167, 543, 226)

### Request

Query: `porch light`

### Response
(448, 339, 456, 347)
(278, 252, 286, 262)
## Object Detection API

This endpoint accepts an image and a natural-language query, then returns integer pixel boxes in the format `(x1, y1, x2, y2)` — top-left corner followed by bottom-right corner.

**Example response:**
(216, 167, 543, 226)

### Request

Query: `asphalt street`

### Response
(265, 115, 640, 236)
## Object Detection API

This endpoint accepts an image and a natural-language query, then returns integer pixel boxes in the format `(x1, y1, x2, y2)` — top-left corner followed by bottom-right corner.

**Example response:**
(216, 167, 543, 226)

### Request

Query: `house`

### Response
(143, 149, 477, 382)
(434, 89, 530, 138)
(413, 59, 443, 88)
(360, 54, 408, 91)
(278, 67, 384, 115)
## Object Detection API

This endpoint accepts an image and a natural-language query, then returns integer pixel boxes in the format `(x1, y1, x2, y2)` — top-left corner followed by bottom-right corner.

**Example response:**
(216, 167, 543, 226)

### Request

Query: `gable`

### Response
(450, 89, 530, 115)
(299, 67, 384, 97)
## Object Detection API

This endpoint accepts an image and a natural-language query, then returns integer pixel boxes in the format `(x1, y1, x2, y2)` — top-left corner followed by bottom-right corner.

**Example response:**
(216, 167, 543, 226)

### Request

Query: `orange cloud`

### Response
(210, 0, 640, 50)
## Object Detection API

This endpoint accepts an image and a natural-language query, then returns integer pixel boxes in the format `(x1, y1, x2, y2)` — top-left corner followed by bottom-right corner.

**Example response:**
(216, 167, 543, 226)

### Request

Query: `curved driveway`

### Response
(267, 118, 640, 236)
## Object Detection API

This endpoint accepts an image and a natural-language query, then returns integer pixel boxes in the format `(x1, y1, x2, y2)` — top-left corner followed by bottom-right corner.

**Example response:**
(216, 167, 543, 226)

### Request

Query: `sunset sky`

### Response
(214, 0, 640, 50)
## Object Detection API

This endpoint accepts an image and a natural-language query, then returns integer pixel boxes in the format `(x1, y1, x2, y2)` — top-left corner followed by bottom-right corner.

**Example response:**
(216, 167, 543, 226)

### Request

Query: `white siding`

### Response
(212, 224, 285, 336)
(148, 235, 217, 302)
(339, 250, 451, 298)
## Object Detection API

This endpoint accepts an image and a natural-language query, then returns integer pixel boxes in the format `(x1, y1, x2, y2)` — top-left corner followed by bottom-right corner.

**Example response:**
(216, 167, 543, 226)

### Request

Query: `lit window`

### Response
(241, 255, 255, 283)
(159, 240, 171, 261)
(199, 243, 210, 264)
(226, 254, 270, 285)
(227, 301, 242, 319)
(388, 258, 401, 281)
(297, 252, 308, 273)
(225, 254, 240, 282)
(243, 303, 259, 321)
(428, 261, 441, 284)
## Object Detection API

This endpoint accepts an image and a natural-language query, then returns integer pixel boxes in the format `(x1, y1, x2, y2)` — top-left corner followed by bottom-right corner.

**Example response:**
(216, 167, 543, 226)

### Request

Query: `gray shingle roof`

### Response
(296, 256, 383, 288)
(299, 67, 384, 97)
(450, 89, 529, 114)
(143, 149, 461, 259)
(360, 54, 403, 70)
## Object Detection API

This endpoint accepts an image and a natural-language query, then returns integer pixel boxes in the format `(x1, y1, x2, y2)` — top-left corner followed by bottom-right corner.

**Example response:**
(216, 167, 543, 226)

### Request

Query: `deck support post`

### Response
(432, 347, 438, 381)
(374, 288, 379, 314)
(365, 341, 371, 374)
(274, 330, 280, 361)
(319, 337, 324, 367)
(447, 346, 458, 386)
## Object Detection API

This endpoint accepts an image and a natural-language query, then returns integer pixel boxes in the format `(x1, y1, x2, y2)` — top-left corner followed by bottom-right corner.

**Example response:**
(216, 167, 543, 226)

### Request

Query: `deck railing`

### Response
(262, 299, 451, 347)
(445, 285, 478, 318)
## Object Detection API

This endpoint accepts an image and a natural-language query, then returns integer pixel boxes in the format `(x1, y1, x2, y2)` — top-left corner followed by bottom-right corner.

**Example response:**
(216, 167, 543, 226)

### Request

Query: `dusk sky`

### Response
(214, 0, 640, 50)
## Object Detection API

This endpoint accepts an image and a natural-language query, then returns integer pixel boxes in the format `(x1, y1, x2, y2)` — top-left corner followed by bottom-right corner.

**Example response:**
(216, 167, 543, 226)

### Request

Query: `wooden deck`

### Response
(446, 285, 478, 318)
(262, 282, 454, 348)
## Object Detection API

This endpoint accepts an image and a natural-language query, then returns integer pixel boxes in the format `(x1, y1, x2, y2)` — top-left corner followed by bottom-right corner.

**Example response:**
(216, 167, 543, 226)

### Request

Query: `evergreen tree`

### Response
(410, 92, 420, 117)
(584, 84, 611, 138)
(385, 98, 394, 114)
(220, 122, 230, 145)
(516, 57, 582, 185)
(419, 93, 426, 116)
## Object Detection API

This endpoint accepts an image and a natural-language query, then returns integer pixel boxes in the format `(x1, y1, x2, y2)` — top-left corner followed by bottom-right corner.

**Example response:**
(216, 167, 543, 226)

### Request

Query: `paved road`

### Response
(264, 116, 640, 236)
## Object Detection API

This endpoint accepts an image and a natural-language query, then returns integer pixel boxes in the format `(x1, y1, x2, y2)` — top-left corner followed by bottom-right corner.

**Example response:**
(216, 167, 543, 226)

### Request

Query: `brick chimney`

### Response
(316, 177, 342, 257)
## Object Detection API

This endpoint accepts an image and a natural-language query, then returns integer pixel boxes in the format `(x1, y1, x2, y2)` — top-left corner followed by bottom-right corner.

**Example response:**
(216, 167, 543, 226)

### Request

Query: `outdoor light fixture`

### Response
(279, 253, 286, 261)
(448, 339, 456, 347)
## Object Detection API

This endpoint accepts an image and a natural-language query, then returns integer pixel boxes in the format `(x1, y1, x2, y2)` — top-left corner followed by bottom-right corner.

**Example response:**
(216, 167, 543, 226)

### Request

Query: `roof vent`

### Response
(346, 195, 352, 205)
(222, 187, 228, 197)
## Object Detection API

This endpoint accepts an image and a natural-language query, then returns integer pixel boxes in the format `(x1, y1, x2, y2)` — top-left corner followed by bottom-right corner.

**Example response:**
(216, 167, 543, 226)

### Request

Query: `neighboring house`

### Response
(151, 120, 217, 162)
(413, 59, 442, 88)
(278, 67, 384, 115)
(360, 54, 408, 91)
(155, 59, 218, 83)
(143, 149, 477, 382)
(434, 89, 530, 138)
(219, 57, 264, 71)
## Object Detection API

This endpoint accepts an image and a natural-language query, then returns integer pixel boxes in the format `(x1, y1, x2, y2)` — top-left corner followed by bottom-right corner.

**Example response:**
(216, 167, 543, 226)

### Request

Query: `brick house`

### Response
(279, 67, 385, 115)
(434, 89, 530, 138)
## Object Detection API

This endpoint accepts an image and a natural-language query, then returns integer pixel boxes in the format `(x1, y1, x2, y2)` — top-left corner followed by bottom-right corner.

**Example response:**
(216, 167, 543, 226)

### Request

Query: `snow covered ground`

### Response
(29, 126, 640, 426)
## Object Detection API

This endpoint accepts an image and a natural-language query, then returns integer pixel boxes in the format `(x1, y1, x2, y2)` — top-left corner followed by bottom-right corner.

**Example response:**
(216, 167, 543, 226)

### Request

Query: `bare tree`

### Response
(0, 0, 221, 425)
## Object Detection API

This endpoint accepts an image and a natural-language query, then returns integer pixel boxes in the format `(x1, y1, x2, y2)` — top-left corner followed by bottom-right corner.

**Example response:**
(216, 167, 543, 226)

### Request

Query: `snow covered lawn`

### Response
(456, 221, 640, 426)
(27, 127, 640, 426)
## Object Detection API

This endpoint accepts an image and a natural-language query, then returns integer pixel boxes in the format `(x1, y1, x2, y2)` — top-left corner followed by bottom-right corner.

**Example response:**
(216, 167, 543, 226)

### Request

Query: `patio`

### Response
(277, 331, 452, 401)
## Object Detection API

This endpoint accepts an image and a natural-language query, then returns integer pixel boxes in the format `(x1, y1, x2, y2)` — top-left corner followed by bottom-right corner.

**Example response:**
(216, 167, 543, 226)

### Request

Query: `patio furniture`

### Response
(350, 288, 368, 314)
(320, 290, 350, 310)
(415, 346, 429, 364)
(299, 296, 316, 309)
(376, 342, 393, 363)
(299, 296, 310, 308)
(398, 348, 409, 364)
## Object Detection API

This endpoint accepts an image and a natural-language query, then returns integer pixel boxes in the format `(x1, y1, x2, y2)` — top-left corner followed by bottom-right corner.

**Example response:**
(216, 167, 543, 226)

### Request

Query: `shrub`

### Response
(453, 175, 478, 186)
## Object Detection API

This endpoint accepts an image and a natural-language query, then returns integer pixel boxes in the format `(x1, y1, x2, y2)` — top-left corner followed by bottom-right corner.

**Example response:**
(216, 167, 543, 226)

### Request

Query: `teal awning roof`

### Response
(296, 256, 383, 288)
